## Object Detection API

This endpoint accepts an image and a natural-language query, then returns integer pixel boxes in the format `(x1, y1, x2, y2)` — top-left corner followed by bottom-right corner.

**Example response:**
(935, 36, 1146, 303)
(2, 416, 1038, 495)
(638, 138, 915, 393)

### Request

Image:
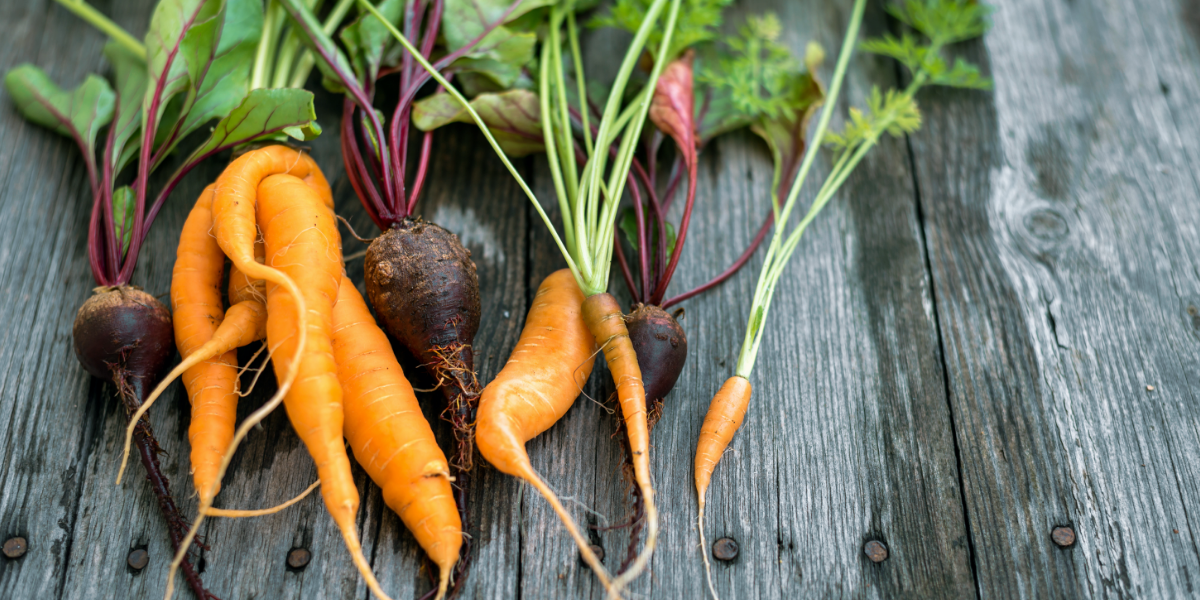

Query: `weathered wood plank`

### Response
(0, 2, 143, 599)
(907, 0, 1200, 596)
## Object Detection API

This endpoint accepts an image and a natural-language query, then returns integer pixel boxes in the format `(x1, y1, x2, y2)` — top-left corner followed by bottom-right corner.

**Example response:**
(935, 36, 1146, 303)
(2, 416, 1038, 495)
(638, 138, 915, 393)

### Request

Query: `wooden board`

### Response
(0, 0, 1197, 598)
(906, 0, 1200, 596)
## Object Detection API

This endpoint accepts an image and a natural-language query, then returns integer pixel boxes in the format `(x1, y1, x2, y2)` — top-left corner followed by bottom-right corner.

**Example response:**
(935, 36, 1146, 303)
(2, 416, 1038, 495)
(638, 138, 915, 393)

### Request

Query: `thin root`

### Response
(203, 480, 320, 517)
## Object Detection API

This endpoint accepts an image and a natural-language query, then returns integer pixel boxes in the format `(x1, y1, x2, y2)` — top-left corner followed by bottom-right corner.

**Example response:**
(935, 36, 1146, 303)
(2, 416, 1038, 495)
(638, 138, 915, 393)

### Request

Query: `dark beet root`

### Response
(626, 304, 687, 430)
(363, 217, 481, 594)
(73, 286, 218, 600)
(73, 286, 174, 381)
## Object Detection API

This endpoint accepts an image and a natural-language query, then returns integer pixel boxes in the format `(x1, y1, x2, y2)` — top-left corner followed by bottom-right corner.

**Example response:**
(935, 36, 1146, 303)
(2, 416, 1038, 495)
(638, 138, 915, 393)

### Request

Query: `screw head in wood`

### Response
(712, 537, 739, 561)
(3, 537, 27, 558)
(287, 547, 312, 570)
(1052, 526, 1076, 548)
(127, 548, 149, 570)
(864, 540, 888, 563)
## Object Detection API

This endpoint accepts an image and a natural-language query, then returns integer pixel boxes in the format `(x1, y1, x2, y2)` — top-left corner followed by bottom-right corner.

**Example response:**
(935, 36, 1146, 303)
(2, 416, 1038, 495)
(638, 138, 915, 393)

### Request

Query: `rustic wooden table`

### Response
(2, 0, 1199, 598)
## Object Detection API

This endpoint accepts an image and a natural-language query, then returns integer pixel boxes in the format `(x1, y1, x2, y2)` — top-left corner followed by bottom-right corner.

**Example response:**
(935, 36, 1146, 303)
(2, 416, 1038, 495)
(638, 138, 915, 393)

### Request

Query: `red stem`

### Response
(406, 131, 433, 214)
(613, 228, 638, 305)
(662, 209, 772, 309)
(650, 155, 697, 304)
(343, 98, 388, 229)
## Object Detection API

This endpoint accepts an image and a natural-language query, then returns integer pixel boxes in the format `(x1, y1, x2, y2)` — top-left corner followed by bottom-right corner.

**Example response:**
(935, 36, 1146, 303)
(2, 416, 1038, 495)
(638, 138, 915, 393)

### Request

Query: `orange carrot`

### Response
(579, 292, 658, 597)
(164, 148, 375, 599)
(694, 375, 752, 598)
(254, 172, 391, 599)
(332, 275, 461, 600)
(476, 269, 611, 592)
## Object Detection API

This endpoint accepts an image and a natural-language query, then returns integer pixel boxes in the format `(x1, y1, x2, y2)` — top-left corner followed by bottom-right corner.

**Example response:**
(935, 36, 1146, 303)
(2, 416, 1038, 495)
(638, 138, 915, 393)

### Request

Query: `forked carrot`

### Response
(332, 276, 461, 600)
(475, 269, 610, 592)
(163, 148, 381, 599)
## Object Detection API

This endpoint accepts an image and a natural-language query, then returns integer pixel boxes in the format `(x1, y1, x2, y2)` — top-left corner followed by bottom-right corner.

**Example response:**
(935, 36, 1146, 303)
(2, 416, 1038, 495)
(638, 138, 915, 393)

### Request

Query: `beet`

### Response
(73, 286, 217, 600)
(363, 217, 481, 441)
(626, 303, 687, 430)
(73, 286, 174, 381)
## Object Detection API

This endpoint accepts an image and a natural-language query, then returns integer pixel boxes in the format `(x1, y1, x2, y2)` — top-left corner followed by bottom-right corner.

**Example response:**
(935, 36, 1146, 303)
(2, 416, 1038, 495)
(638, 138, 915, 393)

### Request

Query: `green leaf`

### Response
(618, 207, 677, 260)
(412, 89, 544, 156)
(112, 186, 136, 254)
(694, 13, 812, 142)
(170, 0, 263, 152)
(182, 87, 321, 164)
(143, 0, 215, 126)
(103, 42, 148, 175)
(340, 0, 403, 82)
(886, 0, 992, 45)
(859, 33, 931, 73)
(745, 47, 824, 204)
(590, 0, 731, 60)
(4, 65, 115, 158)
(441, 0, 553, 89)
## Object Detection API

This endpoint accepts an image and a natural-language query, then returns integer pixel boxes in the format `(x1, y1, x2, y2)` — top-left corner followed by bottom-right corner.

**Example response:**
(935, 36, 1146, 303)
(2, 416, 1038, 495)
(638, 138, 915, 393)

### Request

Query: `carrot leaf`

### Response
(590, 0, 729, 60)
(413, 89, 544, 156)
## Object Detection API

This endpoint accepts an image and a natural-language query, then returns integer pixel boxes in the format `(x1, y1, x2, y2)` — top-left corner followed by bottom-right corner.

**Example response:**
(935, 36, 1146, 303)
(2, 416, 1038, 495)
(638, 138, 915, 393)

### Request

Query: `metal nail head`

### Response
(3, 537, 27, 559)
(864, 540, 888, 563)
(287, 548, 312, 570)
(1052, 526, 1076, 548)
(127, 548, 149, 570)
(712, 537, 739, 561)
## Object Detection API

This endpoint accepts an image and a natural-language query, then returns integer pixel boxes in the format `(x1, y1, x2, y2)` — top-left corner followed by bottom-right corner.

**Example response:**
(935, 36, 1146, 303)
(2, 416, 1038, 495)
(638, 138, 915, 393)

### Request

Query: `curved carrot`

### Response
(476, 269, 611, 593)
(255, 172, 391, 599)
(694, 375, 752, 599)
(164, 148, 342, 599)
(332, 276, 461, 600)
(580, 292, 658, 598)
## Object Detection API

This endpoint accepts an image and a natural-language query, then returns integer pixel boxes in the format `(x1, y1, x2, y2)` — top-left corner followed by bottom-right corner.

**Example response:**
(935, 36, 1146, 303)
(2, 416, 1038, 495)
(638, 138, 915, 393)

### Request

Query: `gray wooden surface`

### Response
(0, 0, 1197, 598)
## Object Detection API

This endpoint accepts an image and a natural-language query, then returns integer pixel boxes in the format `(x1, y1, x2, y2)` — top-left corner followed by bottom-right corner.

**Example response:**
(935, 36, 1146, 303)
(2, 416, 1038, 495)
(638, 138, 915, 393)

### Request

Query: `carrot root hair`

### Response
(698, 499, 718, 600)
(203, 480, 321, 517)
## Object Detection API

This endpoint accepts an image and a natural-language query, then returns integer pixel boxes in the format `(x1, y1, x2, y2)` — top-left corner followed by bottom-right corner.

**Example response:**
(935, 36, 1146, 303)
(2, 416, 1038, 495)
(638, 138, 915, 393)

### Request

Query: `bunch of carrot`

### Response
(130, 145, 462, 600)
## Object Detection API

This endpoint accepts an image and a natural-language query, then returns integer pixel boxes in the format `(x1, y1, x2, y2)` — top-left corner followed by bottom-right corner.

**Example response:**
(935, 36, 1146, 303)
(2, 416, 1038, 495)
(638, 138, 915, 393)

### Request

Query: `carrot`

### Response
(693, 375, 752, 597)
(161, 148, 380, 600)
(579, 292, 659, 596)
(332, 276, 461, 600)
(253, 171, 392, 599)
(475, 269, 611, 592)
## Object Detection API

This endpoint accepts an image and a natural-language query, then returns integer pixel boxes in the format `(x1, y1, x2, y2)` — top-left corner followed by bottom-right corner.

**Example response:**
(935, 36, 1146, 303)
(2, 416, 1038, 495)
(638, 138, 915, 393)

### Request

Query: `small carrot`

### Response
(580, 292, 658, 596)
(332, 275, 461, 600)
(475, 269, 610, 592)
(693, 375, 752, 597)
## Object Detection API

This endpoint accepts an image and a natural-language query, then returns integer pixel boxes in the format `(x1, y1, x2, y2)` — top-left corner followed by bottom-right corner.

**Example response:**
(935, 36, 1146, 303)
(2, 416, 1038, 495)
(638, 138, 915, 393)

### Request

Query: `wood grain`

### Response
(907, 0, 1200, 596)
